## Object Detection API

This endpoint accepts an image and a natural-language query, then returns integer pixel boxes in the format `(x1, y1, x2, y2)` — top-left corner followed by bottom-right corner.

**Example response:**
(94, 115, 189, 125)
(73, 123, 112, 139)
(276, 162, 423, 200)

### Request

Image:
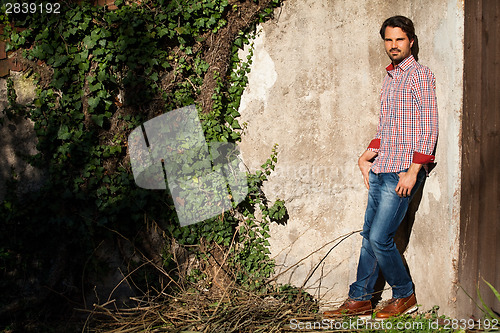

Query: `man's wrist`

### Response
(359, 150, 378, 163)
(407, 163, 422, 176)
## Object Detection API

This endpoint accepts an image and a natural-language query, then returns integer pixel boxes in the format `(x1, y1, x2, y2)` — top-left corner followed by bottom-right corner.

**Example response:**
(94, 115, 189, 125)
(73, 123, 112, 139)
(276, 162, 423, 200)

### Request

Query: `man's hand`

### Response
(395, 172, 416, 197)
(358, 150, 378, 189)
(359, 159, 373, 189)
(395, 163, 422, 197)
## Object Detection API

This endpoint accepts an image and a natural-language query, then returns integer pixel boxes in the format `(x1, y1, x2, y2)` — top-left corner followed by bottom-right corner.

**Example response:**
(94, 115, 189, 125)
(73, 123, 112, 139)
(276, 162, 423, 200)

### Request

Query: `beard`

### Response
(387, 48, 409, 64)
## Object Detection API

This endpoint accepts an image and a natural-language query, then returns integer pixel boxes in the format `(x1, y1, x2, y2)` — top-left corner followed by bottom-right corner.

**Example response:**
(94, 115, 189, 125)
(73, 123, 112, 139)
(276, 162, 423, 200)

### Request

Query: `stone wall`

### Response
(238, 0, 464, 316)
(0, 73, 42, 202)
(0, 0, 466, 317)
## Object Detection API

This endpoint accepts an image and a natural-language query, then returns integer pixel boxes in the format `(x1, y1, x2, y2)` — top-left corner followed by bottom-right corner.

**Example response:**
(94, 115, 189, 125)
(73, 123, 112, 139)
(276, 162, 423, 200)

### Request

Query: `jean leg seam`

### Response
(363, 263, 377, 300)
(388, 197, 406, 233)
(361, 244, 378, 300)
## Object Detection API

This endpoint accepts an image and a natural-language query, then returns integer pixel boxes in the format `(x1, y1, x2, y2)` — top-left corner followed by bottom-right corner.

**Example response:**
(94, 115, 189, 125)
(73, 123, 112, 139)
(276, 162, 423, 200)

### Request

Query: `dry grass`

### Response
(84, 286, 318, 332)
(81, 241, 319, 333)
(79, 229, 367, 332)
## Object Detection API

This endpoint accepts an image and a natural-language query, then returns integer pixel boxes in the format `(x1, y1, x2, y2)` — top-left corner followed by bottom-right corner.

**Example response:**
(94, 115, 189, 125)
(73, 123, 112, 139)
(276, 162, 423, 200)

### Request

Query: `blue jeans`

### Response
(348, 168, 426, 301)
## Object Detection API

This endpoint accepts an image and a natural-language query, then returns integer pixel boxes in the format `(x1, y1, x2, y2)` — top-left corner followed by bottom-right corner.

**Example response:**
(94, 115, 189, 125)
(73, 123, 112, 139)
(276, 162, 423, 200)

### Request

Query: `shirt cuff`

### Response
(413, 151, 435, 164)
(367, 139, 381, 150)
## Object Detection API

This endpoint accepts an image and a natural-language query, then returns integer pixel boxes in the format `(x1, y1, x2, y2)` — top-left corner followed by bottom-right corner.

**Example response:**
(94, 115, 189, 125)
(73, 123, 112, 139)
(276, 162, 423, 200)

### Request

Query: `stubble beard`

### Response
(388, 49, 406, 65)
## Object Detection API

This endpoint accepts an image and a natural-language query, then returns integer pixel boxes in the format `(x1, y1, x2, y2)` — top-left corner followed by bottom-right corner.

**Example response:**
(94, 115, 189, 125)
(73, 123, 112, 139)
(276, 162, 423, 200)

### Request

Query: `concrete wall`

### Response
(238, 0, 464, 316)
(0, 73, 42, 202)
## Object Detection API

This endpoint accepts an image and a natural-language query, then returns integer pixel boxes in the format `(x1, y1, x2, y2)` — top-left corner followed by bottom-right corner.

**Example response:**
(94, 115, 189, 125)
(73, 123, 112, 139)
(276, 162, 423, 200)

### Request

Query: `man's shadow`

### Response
(370, 177, 426, 306)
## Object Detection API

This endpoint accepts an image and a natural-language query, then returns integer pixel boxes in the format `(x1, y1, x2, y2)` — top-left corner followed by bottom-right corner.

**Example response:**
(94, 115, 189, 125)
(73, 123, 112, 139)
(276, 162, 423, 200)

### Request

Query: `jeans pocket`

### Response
(396, 168, 409, 176)
(390, 168, 408, 183)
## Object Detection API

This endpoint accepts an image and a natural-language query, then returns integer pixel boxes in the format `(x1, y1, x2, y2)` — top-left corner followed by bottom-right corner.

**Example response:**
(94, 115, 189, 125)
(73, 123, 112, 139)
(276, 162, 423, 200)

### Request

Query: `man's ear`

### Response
(410, 39, 414, 48)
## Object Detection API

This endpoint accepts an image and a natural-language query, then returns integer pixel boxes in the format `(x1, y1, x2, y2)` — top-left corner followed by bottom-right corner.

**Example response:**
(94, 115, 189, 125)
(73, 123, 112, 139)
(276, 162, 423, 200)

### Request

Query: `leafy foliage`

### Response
(478, 278, 500, 320)
(0, 0, 285, 325)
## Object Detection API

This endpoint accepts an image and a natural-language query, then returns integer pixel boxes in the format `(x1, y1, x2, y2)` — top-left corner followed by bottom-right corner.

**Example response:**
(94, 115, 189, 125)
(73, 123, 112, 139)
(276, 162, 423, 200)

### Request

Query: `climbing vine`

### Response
(0, 0, 286, 323)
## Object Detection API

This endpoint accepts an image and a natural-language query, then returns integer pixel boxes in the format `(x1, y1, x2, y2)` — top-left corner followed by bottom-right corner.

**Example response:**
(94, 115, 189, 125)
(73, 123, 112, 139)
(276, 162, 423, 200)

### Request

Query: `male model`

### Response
(324, 15, 438, 319)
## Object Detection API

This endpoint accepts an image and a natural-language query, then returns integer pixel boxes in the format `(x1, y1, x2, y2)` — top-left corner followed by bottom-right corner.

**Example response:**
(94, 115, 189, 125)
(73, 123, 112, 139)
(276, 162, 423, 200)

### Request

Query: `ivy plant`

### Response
(0, 0, 285, 319)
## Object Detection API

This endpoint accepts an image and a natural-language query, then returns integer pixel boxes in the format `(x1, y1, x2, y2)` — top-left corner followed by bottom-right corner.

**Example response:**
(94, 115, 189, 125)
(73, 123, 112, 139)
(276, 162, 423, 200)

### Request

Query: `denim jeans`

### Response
(348, 168, 426, 301)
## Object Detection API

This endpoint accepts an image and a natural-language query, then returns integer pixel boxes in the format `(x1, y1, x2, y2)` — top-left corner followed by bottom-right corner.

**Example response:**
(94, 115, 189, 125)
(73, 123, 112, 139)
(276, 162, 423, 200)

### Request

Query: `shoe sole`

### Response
(374, 305, 418, 321)
(357, 314, 373, 319)
(324, 312, 373, 320)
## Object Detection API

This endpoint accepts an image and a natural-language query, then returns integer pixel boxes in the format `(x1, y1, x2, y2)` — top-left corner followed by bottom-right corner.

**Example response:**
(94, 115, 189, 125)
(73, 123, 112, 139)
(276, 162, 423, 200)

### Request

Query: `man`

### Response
(324, 16, 438, 319)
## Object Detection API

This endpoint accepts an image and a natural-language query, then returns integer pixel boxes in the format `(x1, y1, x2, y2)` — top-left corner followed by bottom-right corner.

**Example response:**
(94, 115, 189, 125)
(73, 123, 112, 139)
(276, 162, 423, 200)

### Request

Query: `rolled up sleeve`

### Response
(411, 68, 438, 164)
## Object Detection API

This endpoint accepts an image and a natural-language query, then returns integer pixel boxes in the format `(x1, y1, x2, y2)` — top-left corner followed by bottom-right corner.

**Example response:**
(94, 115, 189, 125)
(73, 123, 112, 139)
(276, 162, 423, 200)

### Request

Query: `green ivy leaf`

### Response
(88, 96, 100, 110)
(57, 125, 72, 140)
(83, 35, 97, 49)
(91, 114, 104, 127)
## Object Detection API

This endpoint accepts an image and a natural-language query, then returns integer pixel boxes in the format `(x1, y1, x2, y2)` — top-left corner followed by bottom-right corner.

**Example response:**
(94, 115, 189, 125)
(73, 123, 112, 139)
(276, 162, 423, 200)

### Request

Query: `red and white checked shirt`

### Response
(367, 55, 438, 174)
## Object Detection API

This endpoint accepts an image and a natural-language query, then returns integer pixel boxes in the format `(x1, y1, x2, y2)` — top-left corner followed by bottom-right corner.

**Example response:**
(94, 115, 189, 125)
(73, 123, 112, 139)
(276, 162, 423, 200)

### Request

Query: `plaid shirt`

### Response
(367, 55, 438, 173)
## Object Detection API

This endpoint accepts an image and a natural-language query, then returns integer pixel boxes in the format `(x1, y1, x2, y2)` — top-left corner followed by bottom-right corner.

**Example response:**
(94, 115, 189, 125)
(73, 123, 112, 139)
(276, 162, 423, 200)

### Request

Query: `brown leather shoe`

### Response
(375, 293, 417, 319)
(323, 299, 372, 318)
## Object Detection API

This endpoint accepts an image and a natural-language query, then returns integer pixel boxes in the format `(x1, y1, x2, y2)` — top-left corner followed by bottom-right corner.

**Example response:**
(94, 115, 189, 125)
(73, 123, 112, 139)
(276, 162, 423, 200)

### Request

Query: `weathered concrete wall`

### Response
(238, 0, 464, 316)
(0, 73, 43, 202)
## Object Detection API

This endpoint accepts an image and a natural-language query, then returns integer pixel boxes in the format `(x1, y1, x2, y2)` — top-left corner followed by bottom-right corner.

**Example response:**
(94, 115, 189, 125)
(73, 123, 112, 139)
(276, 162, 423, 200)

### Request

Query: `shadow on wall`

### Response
(371, 178, 426, 307)
(0, 75, 43, 202)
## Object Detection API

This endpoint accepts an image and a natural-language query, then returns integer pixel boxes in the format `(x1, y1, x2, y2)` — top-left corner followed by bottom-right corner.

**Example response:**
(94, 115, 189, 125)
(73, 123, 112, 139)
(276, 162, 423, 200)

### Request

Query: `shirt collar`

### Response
(385, 55, 416, 73)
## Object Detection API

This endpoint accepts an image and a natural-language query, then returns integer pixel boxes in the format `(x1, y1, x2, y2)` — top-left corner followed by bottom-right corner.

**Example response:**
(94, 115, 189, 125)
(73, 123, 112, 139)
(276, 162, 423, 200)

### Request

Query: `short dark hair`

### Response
(380, 16, 415, 41)
(380, 16, 419, 61)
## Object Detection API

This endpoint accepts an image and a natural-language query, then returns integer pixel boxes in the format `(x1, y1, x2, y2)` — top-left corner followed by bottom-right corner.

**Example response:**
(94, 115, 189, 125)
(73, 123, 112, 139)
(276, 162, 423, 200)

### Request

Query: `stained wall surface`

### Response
(238, 0, 464, 315)
(0, 74, 42, 202)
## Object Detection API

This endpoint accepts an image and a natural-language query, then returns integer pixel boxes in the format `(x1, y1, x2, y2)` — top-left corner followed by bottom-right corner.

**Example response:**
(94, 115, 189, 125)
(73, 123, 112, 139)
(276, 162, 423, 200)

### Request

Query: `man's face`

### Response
(383, 26, 413, 65)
